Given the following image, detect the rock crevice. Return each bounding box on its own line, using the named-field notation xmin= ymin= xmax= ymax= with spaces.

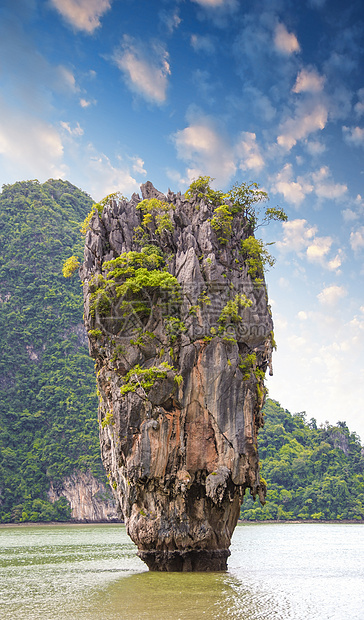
xmin=81 ymin=182 xmax=274 ymax=570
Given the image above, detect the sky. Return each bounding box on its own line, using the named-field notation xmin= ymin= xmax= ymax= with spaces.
xmin=1 ymin=0 xmax=364 ymax=441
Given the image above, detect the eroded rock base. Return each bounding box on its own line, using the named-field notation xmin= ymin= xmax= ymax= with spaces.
xmin=138 ymin=549 xmax=231 ymax=572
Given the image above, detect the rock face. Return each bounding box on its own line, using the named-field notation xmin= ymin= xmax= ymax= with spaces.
xmin=81 ymin=182 xmax=274 ymax=570
xmin=48 ymin=471 xmax=118 ymax=521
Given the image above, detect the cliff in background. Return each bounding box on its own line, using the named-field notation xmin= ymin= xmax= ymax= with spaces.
xmin=82 ymin=180 xmax=274 ymax=570
xmin=48 ymin=471 xmax=117 ymax=521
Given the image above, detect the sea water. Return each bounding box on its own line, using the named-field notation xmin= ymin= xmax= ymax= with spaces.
xmin=0 ymin=522 xmax=363 ymax=619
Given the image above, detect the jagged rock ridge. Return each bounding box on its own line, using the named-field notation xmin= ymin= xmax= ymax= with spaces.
xmin=81 ymin=181 xmax=274 ymax=570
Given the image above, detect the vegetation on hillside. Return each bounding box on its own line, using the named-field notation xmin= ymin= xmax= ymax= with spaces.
xmin=0 ymin=179 xmax=362 ymax=524
xmin=241 ymin=399 xmax=364 ymax=521
xmin=0 ymin=179 xmax=103 ymax=523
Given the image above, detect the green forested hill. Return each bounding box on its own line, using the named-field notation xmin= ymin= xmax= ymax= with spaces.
xmin=241 ymin=399 xmax=364 ymax=521
xmin=0 ymin=180 xmax=363 ymax=524
xmin=0 ymin=179 xmax=103 ymax=523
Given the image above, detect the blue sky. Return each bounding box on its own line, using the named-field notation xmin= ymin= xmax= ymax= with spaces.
xmin=1 ymin=0 xmax=364 ymax=440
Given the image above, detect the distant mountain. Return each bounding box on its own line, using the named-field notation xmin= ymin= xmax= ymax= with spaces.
xmin=0 ymin=179 xmax=116 ymax=523
xmin=241 ymin=399 xmax=364 ymax=521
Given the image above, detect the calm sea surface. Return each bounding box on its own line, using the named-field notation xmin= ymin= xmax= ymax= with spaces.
xmin=0 ymin=522 xmax=363 ymax=620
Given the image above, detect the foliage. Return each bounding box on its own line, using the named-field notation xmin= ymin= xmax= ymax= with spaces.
xmin=62 ymin=255 xmax=80 ymax=278
xmin=89 ymin=247 xmax=180 ymax=328
xmin=120 ymin=362 xmax=175 ymax=396
xmin=238 ymin=352 xmax=257 ymax=380
xmin=185 ymin=176 xmax=226 ymax=205
xmin=136 ymin=198 xmax=174 ymax=237
xmin=240 ymin=236 xmax=276 ymax=282
xmin=210 ymin=204 xmax=234 ymax=244
xmin=80 ymin=192 xmax=126 ymax=236
xmin=218 ymin=294 xmax=252 ymax=325
xmin=226 ymin=182 xmax=287 ymax=230
xmin=0 ymin=179 xmax=105 ymax=523
xmin=240 ymin=399 xmax=364 ymax=521
xmin=185 ymin=177 xmax=287 ymax=272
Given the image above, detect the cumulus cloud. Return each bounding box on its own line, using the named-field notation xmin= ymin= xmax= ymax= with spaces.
xmin=274 ymin=23 xmax=300 ymax=55
xmin=113 ymin=36 xmax=171 ymax=104
xmin=79 ymin=98 xmax=94 ymax=108
xmin=292 ymin=67 xmax=325 ymax=93
xmin=130 ymin=156 xmax=147 ymax=176
xmin=272 ymin=164 xmax=347 ymax=206
xmin=306 ymin=236 xmax=333 ymax=262
xmin=172 ymin=119 xmax=236 ymax=186
xmin=277 ymin=102 xmax=328 ymax=150
xmin=343 ymin=125 xmax=364 ymax=148
xmin=317 ymin=285 xmax=347 ymax=306
xmin=277 ymin=218 xmax=343 ymax=271
xmin=49 ymin=0 xmax=112 ymax=33
xmin=277 ymin=219 xmax=317 ymax=252
xmin=311 ymin=166 xmax=347 ymax=200
xmin=304 ymin=139 xmax=326 ymax=155
xmin=236 ymin=132 xmax=265 ymax=171
xmin=350 ymin=226 xmax=364 ymax=252
xmin=171 ymin=115 xmax=267 ymax=187
xmin=271 ymin=164 xmax=313 ymax=206
xmin=343 ymin=195 xmax=364 ymax=222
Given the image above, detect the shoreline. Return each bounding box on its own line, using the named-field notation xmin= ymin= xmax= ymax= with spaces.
xmin=1 ymin=518 xmax=362 ymax=528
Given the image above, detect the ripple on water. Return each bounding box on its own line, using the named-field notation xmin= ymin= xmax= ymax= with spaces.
xmin=0 ymin=522 xmax=363 ymax=620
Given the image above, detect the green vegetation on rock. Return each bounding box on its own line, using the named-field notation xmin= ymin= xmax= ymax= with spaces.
xmin=241 ymin=399 xmax=364 ymax=521
xmin=0 ymin=179 xmax=105 ymax=523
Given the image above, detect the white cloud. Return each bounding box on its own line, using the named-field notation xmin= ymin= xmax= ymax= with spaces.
xmin=49 ymin=0 xmax=112 ymax=33
xmin=342 ymin=208 xmax=358 ymax=222
xmin=159 ymin=8 xmax=181 ymax=34
xmin=190 ymin=34 xmax=216 ymax=54
xmin=0 ymin=101 xmax=66 ymax=183
xmin=236 ymin=132 xmax=264 ymax=171
xmin=343 ymin=125 xmax=364 ymax=148
xmin=113 ymin=36 xmax=170 ymax=104
xmin=130 ymin=156 xmax=147 ymax=176
xmin=305 ymin=139 xmax=326 ymax=155
xmin=317 ymin=285 xmax=347 ymax=306
xmin=277 ymin=102 xmax=328 ymax=150
xmin=292 ymin=68 xmax=325 ymax=93
xmin=56 ymin=66 xmax=79 ymax=93
xmin=271 ymin=164 xmax=313 ymax=206
xmin=277 ymin=218 xmax=343 ymax=272
xmin=350 ymin=226 xmax=364 ymax=253
xmin=60 ymin=121 xmax=84 ymax=136
xmin=172 ymin=119 xmax=236 ymax=186
xmin=272 ymin=163 xmax=347 ymax=205
xmin=306 ymin=236 xmax=333 ymax=262
xmin=277 ymin=219 xmax=317 ymax=252
xmin=327 ymin=251 xmax=344 ymax=271
xmin=274 ymin=23 xmax=300 ymax=55
xmin=311 ymin=166 xmax=347 ymax=200
xmin=85 ymin=152 xmax=140 ymax=201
